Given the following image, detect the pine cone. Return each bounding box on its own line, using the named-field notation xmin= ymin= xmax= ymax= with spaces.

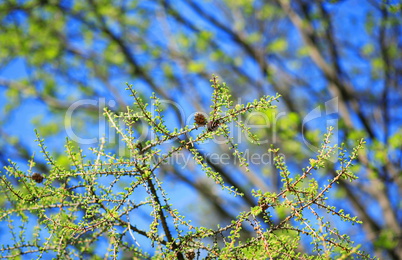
xmin=31 ymin=173 xmax=44 ymax=183
xmin=194 ymin=112 xmax=207 ymax=126
xmin=207 ymin=119 xmax=221 ymax=132
xmin=185 ymin=250 xmax=195 ymax=260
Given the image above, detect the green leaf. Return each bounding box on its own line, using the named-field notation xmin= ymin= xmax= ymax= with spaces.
xmin=188 ymin=61 xmax=205 ymax=73
xmin=267 ymin=38 xmax=288 ymax=52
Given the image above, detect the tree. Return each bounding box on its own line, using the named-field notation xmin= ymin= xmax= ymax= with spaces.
xmin=0 ymin=0 xmax=401 ymax=259
xmin=1 ymin=77 xmax=369 ymax=259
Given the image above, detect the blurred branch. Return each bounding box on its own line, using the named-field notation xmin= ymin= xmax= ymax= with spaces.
xmin=278 ymin=0 xmax=375 ymax=138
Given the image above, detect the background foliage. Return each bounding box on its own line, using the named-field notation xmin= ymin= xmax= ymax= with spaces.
xmin=0 ymin=0 xmax=401 ymax=259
